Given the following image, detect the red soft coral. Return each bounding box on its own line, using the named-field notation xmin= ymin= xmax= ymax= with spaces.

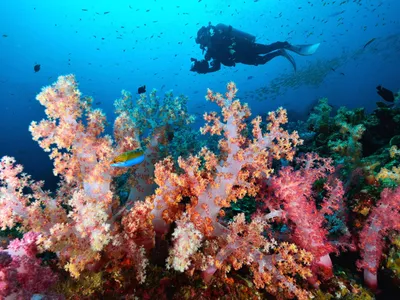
xmin=357 ymin=186 xmax=400 ymax=290
xmin=267 ymin=153 xmax=341 ymax=283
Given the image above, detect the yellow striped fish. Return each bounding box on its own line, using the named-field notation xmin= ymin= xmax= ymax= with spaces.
xmin=111 ymin=149 xmax=145 ymax=167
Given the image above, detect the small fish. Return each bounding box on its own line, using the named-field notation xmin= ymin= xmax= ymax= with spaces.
xmin=81 ymin=8 xmax=88 ymax=11
xmin=34 ymin=64 xmax=41 ymax=72
xmin=376 ymin=85 xmax=395 ymax=102
xmin=329 ymin=10 xmax=345 ymax=17
xmin=330 ymin=67 xmax=336 ymax=72
xmin=247 ymin=76 xmax=254 ymax=80
xmin=111 ymin=149 xmax=145 ymax=167
xmin=104 ymin=11 xmax=110 ymax=14
xmin=138 ymin=85 xmax=146 ymax=94
xmin=2 ymin=34 xmax=7 ymax=38
xmin=363 ymin=37 xmax=376 ymax=49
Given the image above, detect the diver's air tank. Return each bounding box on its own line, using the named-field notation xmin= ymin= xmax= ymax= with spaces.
xmin=215 ymin=23 xmax=256 ymax=44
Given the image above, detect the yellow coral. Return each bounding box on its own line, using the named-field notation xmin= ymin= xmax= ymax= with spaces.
xmin=64 ymin=262 xmax=82 ymax=279
xmin=376 ymin=166 xmax=400 ymax=184
xmin=389 ymin=145 xmax=400 ymax=158
xmin=54 ymin=272 xmax=103 ymax=297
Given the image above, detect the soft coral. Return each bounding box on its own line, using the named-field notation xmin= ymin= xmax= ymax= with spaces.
xmin=357 ymin=186 xmax=400 ymax=290
xmin=267 ymin=153 xmax=344 ymax=283
xmin=0 ymin=231 xmax=59 ymax=298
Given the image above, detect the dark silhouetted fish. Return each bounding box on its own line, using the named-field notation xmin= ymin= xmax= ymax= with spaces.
xmin=363 ymin=38 xmax=376 ymax=49
xmin=329 ymin=10 xmax=345 ymax=17
xmin=34 ymin=64 xmax=41 ymax=72
xmin=376 ymin=85 xmax=395 ymax=102
xmin=138 ymin=85 xmax=146 ymax=94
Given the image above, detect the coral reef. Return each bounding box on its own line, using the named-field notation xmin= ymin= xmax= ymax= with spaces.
xmin=1 ymin=75 xmax=400 ymax=299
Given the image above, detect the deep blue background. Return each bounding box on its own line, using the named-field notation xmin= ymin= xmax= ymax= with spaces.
xmin=1 ymin=0 xmax=399 ymax=189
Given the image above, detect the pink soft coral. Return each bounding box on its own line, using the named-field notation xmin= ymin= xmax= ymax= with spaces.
xmin=0 ymin=75 xmax=151 ymax=279
xmin=267 ymin=153 xmax=345 ymax=283
xmin=357 ymin=186 xmax=400 ymax=290
xmin=0 ymin=232 xmax=59 ymax=298
xmin=0 ymin=156 xmax=66 ymax=233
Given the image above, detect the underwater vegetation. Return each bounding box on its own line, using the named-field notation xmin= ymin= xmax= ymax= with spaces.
xmin=0 ymin=75 xmax=399 ymax=299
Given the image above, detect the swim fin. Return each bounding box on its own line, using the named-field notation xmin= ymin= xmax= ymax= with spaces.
xmin=280 ymin=49 xmax=297 ymax=72
xmin=285 ymin=43 xmax=321 ymax=56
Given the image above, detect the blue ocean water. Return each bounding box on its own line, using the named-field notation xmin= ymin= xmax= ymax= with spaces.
xmin=0 ymin=0 xmax=399 ymax=188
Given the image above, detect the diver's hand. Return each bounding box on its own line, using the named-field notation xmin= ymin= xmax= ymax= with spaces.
xmin=190 ymin=58 xmax=199 ymax=71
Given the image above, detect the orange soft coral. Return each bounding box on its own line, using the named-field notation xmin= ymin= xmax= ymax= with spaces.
xmin=151 ymin=82 xmax=302 ymax=238
xmin=148 ymin=82 xmax=308 ymax=298
xmin=0 ymin=75 xmax=132 ymax=278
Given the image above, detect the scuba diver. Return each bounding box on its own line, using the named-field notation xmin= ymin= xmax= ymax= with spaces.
xmin=190 ymin=23 xmax=321 ymax=74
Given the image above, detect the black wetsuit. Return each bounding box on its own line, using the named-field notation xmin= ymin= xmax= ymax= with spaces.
xmin=191 ymin=24 xmax=290 ymax=74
